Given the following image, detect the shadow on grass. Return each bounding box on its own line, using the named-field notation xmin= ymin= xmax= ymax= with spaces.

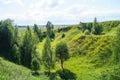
xmin=45 ymin=69 xmax=77 ymax=80
xmin=32 ymin=69 xmax=76 ymax=80
xmin=31 ymin=71 xmax=43 ymax=76
xmin=56 ymin=69 xmax=77 ymax=80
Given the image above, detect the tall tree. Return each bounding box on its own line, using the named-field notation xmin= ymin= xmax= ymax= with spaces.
xmin=46 ymin=21 xmax=55 ymax=38
xmin=0 ymin=19 xmax=21 ymax=63
xmin=80 ymin=22 xmax=86 ymax=32
xmin=31 ymin=46 xmax=41 ymax=72
xmin=86 ymin=23 xmax=92 ymax=32
xmin=0 ymin=19 xmax=14 ymax=53
xmin=55 ymin=42 xmax=69 ymax=72
xmin=33 ymin=24 xmax=42 ymax=41
xmin=21 ymin=26 xmax=39 ymax=68
xmin=92 ymin=17 xmax=103 ymax=35
xmin=42 ymin=36 xmax=53 ymax=75
xmin=14 ymin=26 xmax=20 ymax=46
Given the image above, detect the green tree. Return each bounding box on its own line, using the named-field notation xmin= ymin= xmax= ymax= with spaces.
xmin=46 ymin=21 xmax=55 ymax=38
xmin=11 ymin=44 xmax=20 ymax=64
xmin=0 ymin=19 xmax=14 ymax=53
xmin=33 ymin=24 xmax=42 ymax=41
xmin=21 ymin=26 xmax=39 ymax=68
xmin=86 ymin=23 xmax=92 ymax=32
xmin=14 ymin=26 xmax=20 ymax=46
xmin=31 ymin=58 xmax=40 ymax=72
xmin=92 ymin=17 xmax=103 ymax=35
xmin=55 ymin=42 xmax=69 ymax=72
xmin=112 ymin=26 xmax=120 ymax=65
xmin=0 ymin=19 xmax=21 ymax=63
xmin=42 ymin=36 xmax=53 ymax=75
xmin=80 ymin=22 xmax=86 ymax=32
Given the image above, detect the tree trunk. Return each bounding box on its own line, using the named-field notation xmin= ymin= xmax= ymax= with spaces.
xmin=48 ymin=65 xmax=50 ymax=76
xmin=61 ymin=60 xmax=64 ymax=73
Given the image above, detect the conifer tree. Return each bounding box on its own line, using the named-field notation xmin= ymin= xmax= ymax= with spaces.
xmin=46 ymin=21 xmax=55 ymax=38
xmin=33 ymin=24 xmax=42 ymax=41
xmin=42 ymin=36 xmax=53 ymax=75
xmin=92 ymin=17 xmax=103 ymax=35
xmin=21 ymin=26 xmax=39 ymax=68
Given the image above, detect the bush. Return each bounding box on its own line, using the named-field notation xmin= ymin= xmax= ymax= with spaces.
xmin=11 ymin=44 xmax=20 ymax=64
xmin=61 ymin=33 xmax=65 ymax=38
xmin=31 ymin=58 xmax=40 ymax=72
xmin=84 ymin=29 xmax=90 ymax=35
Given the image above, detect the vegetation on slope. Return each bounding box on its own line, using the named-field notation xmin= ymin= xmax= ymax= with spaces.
xmin=0 ymin=18 xmax=120 ymax=80
xmin=0 ymin=57 xmax=48 ymax=80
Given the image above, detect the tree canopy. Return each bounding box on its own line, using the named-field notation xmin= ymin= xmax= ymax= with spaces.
xmin=55 ymin=42 xmax=69 ymax=72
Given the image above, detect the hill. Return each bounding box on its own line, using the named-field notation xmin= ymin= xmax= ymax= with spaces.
xmin=0 ymin=20 xmax=120 ymax=80
xmin=0 ymin=57 xmax=48 ymax=80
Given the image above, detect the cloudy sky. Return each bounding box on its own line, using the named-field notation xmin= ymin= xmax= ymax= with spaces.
xmin=0 ymin=0 xmax=120 ymax=25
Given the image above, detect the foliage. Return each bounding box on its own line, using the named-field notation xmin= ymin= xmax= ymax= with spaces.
xmin=55 ymin=42 xmax=69 ymax=71
xmin=80 ymin=22 xmax=92 ymax=33
xmin=33 ymin=24 xmax=43 ymax=41
xmin=92 ymin=18 xmax=103 ymax=35
xmin=58 ymin=26 xmax=72 ymax=33
xmin=84 ymin=29 xmax=90 ymax=35
xmin=42 ymin=36 xmax=53 ymax=74
xmin=0 ymin=19 xmax=14 ymax=53
xmin=61 ymin=33 xmax=65 ymax=38
xmin=0 ymin=19 xmax=20 ymax=63
xmin=1 ymin=19 xmax=120 ymax=80
xmin=11 ymin=44 xmax=21 ymax=64
xmin=21 ymin=26 xmax=39 ymax=68
xmin=46 ymin=21 xmax=55 ymax=39
xmin=31 ymin=58 xmax=40 ymax=72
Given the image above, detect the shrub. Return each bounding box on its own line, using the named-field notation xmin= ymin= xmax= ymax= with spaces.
xmin=84 ymin=29 xmax=90 ymax=35
xmin=61 ymin=33 xmax=65 ymax=38
xmin=31 ymin=58 xmax=40 ymax=72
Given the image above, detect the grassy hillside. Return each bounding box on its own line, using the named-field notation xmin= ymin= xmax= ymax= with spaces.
xmin=0 ymin=57 xmax=48 ymax=80
xmin=0 ymin=20 xmax=120 ymax=80
xmin=51 ymin=20 xmax=120 ymax=80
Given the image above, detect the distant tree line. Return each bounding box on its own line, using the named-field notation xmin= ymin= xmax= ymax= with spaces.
xmin=80 ymin=18 xmax=103 ymax=35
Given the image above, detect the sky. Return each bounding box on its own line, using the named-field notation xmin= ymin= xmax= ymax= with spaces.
xmin=0 ymin=0 xmax=120 ymax=25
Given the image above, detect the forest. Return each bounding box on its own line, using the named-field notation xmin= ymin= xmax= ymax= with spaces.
xmin=0 ymin=18 xmax=120 ymax=80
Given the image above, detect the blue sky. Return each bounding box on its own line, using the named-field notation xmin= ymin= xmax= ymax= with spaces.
xmin=0 ymin=0 xmax=120 ymax=25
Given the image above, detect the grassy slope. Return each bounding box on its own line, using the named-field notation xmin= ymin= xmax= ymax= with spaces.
xmin=0 ymin=57 xmax=48 ymax=80
xmin=51 ymin=22 xmax=119 ymax=80
xmin=0 ymin=20 xmax=120 ymax=80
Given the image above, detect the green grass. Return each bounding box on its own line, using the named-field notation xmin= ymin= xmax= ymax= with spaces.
xmin=1 ymin=21 xmax=120 ymax=80
xmin=51 ymin=24 xmax=117 ymax=80
xmin=0 ymin=57 xmax=49 ymax=80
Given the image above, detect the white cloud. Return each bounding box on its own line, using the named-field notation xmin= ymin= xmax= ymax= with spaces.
xmin=0 ymin=0 xmax=23 ymax=5
xmin=0 ymin=0 xmax=120 ymax=24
